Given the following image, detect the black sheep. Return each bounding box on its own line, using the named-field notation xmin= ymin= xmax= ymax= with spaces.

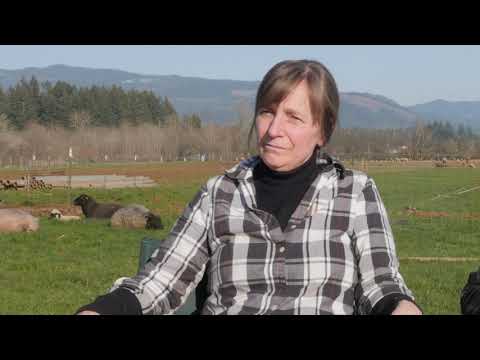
xmin=145 ymin=213 xmax=164 ymax=229
xmin=73 ymin=194 xmax=122 ymax=219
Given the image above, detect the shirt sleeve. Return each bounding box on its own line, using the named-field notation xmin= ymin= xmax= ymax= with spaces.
xmin=351 ymin=177 xmax=414 ymax=315
xmin=75 ymin=288 xmax=142 ymax=315
xmin=370 ymin=293 xmax=416 ymax=315
xmin=108 ymin=182 xmax=214 ymax=315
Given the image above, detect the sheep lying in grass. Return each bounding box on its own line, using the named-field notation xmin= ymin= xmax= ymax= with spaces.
xmin=111 ymin=204 xmax=164 ymax=230
xmin=73 ymin=194 xmax=122 ymax=219
xmin=145 ymin=212 xmax=164 ymax=229
xmin=49 ymin=209 xmax=82 ymax=221
xmin=0 ymin=208 xmax=39 ymax=233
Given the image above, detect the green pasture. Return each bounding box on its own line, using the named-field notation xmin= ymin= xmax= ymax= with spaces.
xmin=0 ymin=165 xmax=479 ymax=314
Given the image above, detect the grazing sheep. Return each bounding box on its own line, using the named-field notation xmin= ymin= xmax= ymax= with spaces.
xmin=110 ymin=204 xmax=164 ymax=229
xmin=49 ymin=208 xmax=81 ymax=221
xmin=73 ymin=194 xmax=122 ymax=219
xmin=145 ymin=213 xmax=164 ymax=230
xmin=0 ymin=208 xmax=39 ymax=233
xmin=434 ymin=161 xmax=447 ymax=168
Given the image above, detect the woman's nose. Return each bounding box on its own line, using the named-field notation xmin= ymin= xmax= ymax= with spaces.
xmin=267 ymin=114 xmax=284 ymax=137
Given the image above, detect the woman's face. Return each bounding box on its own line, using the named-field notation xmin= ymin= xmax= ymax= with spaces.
xmin=256 ymin=80 xmax=324 ymax=172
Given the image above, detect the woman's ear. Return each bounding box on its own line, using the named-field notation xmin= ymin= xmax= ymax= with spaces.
xmin=317 ymin=131 xmax=326 ymax=147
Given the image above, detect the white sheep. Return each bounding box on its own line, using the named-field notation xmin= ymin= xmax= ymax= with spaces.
xmin=111 ymin=204 xmax=163 ymax=230
xmin=110 ymin=204 xmax=150 ymax=229
xmin=49 ymin=208 xmax=82 ymax=221
xmin=0 ymin=208 xmax=39 ymax=233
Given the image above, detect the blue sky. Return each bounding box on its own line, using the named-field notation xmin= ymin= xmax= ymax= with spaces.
xmin=0 ymin=45 xmax=479 ymax=106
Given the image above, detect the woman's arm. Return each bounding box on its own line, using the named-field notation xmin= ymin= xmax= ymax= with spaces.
xmin=351 ymin=177 xmax=421 ymax=315
xmin=77 ymin=180 xmax=216 ymax=315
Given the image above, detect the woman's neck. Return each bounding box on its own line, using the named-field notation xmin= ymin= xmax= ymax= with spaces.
xmin=260 ymin=148 xmax=318 ymax=179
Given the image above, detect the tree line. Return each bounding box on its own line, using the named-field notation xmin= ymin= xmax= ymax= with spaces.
xmin=0 ymin=77 xmax=479 ymax=165
xmin=0 ymin=76 xmax=201 ymax=130
xmin=328 ymin=121 xmax=480 ymax=161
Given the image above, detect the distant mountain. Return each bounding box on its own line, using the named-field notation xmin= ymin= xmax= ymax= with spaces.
xmin=0 ymin=64 xmax=469 ymax=129
xmin=0 ymin=65 xmax=259 ymax=124
xmin=0 ymin=64 xmax=140 ymax=87
xmin=408 ymin=100 xmax=480 ymax=130
xmin=339 ymin=92 xmax=419 ymax=129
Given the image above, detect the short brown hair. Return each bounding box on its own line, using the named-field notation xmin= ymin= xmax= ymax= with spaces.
xmin=248 ymin=59 xmax=339 ymax=146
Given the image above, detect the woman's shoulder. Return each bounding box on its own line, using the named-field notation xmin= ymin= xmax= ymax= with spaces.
xmin=341 ymin=167 xmax=370 ymax=182
xmin=201 ymin=156 xmax=260 ymax=191
xmin=333 ymin=166 xmax=376 ymax=196
xmin=223 ymin=156 xmax=261 ymax=180
xmin=318 ymin=152 xmax=370 ymax=185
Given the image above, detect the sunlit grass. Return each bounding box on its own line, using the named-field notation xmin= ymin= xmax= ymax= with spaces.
xmin=1 ymin=164 xmax=479 ymax=314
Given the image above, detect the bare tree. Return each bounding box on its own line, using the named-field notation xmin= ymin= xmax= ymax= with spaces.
xmin=69 ymin=111 xmax=92 ymax=130
xmin=0 ymin=113 xmax=10 ymax=132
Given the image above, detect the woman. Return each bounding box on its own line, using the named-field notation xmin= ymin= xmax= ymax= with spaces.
xmin=77 ymin=59 xmax=421 ymax=315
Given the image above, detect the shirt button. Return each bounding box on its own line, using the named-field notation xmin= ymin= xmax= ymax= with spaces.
xmin=279 ymin=246 xmax=285 ymax=253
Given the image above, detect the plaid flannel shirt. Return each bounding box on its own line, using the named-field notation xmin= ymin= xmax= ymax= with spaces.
xmin=111 ymin=151 xmax=413 ymax=315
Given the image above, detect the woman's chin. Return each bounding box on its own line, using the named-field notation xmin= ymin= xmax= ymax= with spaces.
xmin=261 ymin=155 xmax=286 ymax=171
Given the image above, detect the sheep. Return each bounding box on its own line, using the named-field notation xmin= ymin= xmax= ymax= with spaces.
xmin=145 ymin=213 xmax=164 ymax=230
xmin=110 ymin=204 xmax=164 ymax=230
xmin=0 ymin=179 xmax=18 ymax=190
xmin=49 ymin=208 xmax=82 ymax=221
xmin=73 ymin=194 xmax=122 ymax=219
xmin=0 ymin=208 xmax=39 ymax=233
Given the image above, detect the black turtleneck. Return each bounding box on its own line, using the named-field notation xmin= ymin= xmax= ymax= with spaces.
xmin=253 ymin=149 xmax=320 ymax=231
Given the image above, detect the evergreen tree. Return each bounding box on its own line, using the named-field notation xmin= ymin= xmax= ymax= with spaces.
xmin=0 ymin=79 xmax=181 ymax=130
xmin=37 ymin=82 xmax=55 ymax=127
xmin=144 ymin=91 xmax=163 ymax=125
xmin=6 ymin=82 xmax=29 ymax=129
xmin=107 ymin=86 xmax=121 ymax=127
xmin=184 ymin=113 xmax=202 ymax=128
xmin=164 ymin=96 xmax=177 ymax=117
xmin=49 ymin=81 xmax=76 ymax=127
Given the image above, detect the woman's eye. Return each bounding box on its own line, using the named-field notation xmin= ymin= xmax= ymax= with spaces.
xmin=259 ymin=110 xmax=274 ymax=116
xmin=290 ymin=115 xmax=303 ymax=123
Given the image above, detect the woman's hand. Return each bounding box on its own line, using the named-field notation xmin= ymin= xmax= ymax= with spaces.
xmin=391 ymin=300 xmax=423 ymax=315
xmin=76 ymin=311 xmax=100 ymax=315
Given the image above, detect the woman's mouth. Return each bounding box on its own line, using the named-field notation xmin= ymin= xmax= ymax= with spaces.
xmin=264 ymin=143 xmax=285 ymax=151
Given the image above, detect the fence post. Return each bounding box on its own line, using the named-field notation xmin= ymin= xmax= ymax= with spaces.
xmin=67 ymin=147 xmax=73 ymax=205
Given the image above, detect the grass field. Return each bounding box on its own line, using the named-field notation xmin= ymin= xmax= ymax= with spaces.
xmin=1 ymin=161 xmax=479 ymax=314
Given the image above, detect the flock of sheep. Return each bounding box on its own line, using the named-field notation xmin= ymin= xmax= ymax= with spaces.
xmin=0 ymin=194 xmax=164 ymax=233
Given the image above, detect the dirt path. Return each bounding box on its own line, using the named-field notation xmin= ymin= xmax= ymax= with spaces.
xmin=404 ymin=209 xmax=480 ymax=220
